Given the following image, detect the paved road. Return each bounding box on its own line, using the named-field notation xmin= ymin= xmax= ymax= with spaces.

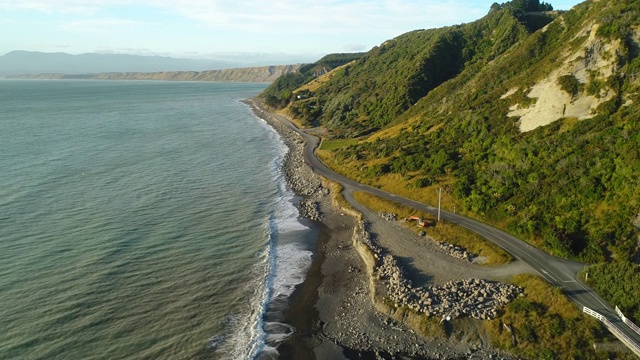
xmin=258 ymin=99 xmax=640 ymax=354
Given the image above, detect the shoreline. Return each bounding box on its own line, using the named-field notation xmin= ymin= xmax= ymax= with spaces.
xmin=244 ymin=97 xmax=520 ymax=359
xmin=244 ymin=97 xmax=331 ymax=359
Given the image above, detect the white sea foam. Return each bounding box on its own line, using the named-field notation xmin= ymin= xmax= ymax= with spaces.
xmin=232 ymin=110 xmax=316 ymax=359
xmin=260 ymin=111 xmax=313 ymax=300
xmin=220 ymin=232 xmax=271 ymax=360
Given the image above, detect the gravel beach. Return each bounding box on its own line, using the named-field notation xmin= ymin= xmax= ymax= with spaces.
xmin=244 ymin=97 xmax=531 ymax=360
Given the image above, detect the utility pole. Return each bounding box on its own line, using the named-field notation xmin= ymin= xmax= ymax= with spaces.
xmin=438 ymin=187 xmax=442 ymax=222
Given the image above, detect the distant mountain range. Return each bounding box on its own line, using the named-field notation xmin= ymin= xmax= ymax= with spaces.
xmin=8 ymin=65 xmax=302 ymax=83
xmin=0 ymin=50 xmax=314 ymax=77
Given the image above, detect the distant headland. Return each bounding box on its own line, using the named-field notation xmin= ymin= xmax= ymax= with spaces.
xmin=6 ymin=65 xmax=302 ymax=83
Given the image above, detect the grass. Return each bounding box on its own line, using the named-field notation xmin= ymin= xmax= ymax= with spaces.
xmin=315 ymin=146 xmax=556 ymax=247
xmin=558 ymin=116 xmax=580 ymax=133
xmin=321 ymin=177 xmax=359 ymax=217
xmin=428 ymin=220 xmax=513 ymax=265
xmin=316 ymin=148 xmax=365 ymax=183
xmin=352 ymin=191 xmax=512 ymax=265
xmin=276 ymin=108 xmax=307 ymax=129
xmin=296 ymin=61 xmax=354 ymax=93
xmin=485 ymin=274 xmax=616 ymax=360
xmin=365 ymin=123 xmax=408 ymax=142
xmin=319 ymin=138 xmax=361 ymax=151
xmin=317 ymin=148 xmax=467 ymax=216
xmin=424 ymin=122 xmax=444 ymax=135
xmin=392 ymin=306 xmax=447 ymax=337
xmin=374 ymin=173 xmax=460 ymax=210
xmin=510 ymin=274 xmax=580 ymax=318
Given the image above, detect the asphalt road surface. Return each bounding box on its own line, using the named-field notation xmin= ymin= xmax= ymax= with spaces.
xmin=260 ymin=99 xmax=640 ymax=354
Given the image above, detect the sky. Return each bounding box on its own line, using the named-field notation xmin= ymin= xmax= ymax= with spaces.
xmin=0 ymin=0 xmax=584 ymax=62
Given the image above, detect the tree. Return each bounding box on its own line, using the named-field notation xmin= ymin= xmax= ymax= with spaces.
xmin=509 ymin=0 xmax=550 ymax=12
xmin=525 ymin=0 xmax=541 ymax=12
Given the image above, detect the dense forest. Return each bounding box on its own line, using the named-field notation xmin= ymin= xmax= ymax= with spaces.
xmin=261 ymin=0 xmax=640 ymax=322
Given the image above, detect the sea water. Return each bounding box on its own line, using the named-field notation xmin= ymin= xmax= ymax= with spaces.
xmin=0 ymin=80 xmax=315 ymax=359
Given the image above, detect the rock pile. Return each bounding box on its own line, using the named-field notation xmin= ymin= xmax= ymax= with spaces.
xmin=357 ymin=221 xmax=522 ymax=321
xmin=299 ymin=198 xmax=322 ymax=221
xmin=357 ymin=221 xmax=383 ymax=261
xmin=254 ymin=105 xmax=328 ymax=221
xmin=281 ymin=137 xmax=326 ymax=199
xmin=378 ymin=212 xmax=398 ymax=221
xmin=436 ymin=241 xmax=476 ymax=262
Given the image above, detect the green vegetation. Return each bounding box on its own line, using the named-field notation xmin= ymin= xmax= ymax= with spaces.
xmin=584 ymin=262 xmax=640 ymax=323
xmin=487 ymin=275 xmax=613 ymax=359
xmin=260 ymin=1 xmax=640 ymax=353
xmin=390 ymin=305 xmax=447 ymax=338
xmin=260 ymin=52 xmax=364 ymax=110
xmin=260 ymin=72 xmax=306 ymax=108
xmin=557 ymin=74 xmax=581 ymax=96
xmin=262 ymin=3 xmax=554 ymax=136
xmin=268 ymin=0 xmax=640 ymax=263
xmin=491 ymin=0 xmax=554 ymax=13
xmin=319 ymin=138 xmax=360 ymax=151
xmin=321 ymin=178 xmax=358 ymax=215
xmin=352 ymin=191 xmax=512 ymax=264
xmin=596 ymin=0 xmax=640 ymax=40
xmin=329 ymin=108 xmax=640 ymax=262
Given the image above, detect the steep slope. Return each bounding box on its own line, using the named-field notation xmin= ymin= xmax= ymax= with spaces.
xmin=377 ymin=0 xmax=639 ymax=262
xmin=261 ymin=53 xmax=365 ymax=108
xmin=507 ymin=22 xmax=629 ymax=131
xmin=262 ymin=0 xmax=640 ymax=323
xmin=283 ymin=6 xmax=550 ymax=137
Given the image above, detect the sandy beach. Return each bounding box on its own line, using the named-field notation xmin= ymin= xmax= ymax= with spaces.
xmin=245 ymin=97 xmax=532 ymax=359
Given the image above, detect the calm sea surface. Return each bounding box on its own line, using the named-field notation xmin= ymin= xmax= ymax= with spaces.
xmin=0 ymin=80 xmax=314 ymax=359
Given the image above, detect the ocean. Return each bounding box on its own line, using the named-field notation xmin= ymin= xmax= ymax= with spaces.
xmin=0 ymin=80 xmax=316 ymax=359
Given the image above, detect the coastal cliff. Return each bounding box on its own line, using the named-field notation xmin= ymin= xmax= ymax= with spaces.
xmin=7 ymin=64 xmax=301 ymax=83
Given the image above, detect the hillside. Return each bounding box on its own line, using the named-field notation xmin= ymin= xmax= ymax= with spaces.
xmin=8 ymin=65 xmax=302 ymax=83
xmin=262 ymin=0 xmax=640 ymax=323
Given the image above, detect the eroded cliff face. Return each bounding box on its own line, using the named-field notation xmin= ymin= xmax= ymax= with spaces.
xmin=506 ymin=23 xmax=639 ymax=132
xmin=8 ymin=64 xmax=302 ymax=83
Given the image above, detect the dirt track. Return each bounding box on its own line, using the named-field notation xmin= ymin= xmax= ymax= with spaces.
xmin=342 ymin=190 xmax=536 ymax=287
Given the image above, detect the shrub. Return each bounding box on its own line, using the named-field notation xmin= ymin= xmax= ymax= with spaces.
xmin=413 ymin=177 xmax=432 ymax=188
xmin=557 ymin=74 xmax=580 ymax=97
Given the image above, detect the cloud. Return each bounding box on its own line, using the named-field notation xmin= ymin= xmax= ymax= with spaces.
xmin=343 ymin=43 xmax=366 ymax=52
xmin=151 ymin=0 xmax=487 ymax=35
xmin=1 ymin=0 xmax=489 ymax=36
xmin=0 ymin=0 xmax=126 ymax=15
xmin=33 ymin=43 xmax=71 ymax=49
xmin=60 ymin=18 xmax=149 ymax=33
xmin=0 ymin=0 xmax=505 ymax=56
xmin=95 ymin=46 xmax=156 ymax=55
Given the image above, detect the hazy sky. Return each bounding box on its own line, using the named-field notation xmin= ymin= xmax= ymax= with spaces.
xmin=1 ymin=0 xmax=583 ymax=60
